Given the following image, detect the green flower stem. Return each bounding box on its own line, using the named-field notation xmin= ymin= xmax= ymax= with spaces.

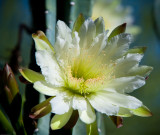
xmin=86 ymin=120 xmax=99 ymax=135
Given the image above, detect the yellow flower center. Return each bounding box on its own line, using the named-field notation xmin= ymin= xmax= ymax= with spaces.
xmin=64 ymin=49 xmax=116 ymax=96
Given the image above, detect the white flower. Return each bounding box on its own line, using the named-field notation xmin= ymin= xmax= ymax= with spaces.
xmin=20 ymin=16 xmax=152 ymax=130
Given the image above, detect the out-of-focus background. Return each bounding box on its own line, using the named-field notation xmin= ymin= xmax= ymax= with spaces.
xmin=0 ymin=0 xmax=159 ymax=134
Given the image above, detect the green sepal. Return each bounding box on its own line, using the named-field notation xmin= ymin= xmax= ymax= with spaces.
xmin=128 ymin=66 xmax=153 ymax=78
xmin=29 ymin=97 xmax=53 ymax=119
xmin=3 ymin=64 xmax=14 ymax=82
xmin=126 ymin=47 xmax=147 ymax=54
xmin=72 ymin=13 xmax=85 ymax=37
xmin=94 ymin=17 xmax=105 ymax=35
xmin=51 ymin=108 xmax=73 ymax=130
xmin=32 ymin=30 xmax=55 ymax=52
xmin=130 ymin=105 xmax=152 ymax=117
xmin=117 ymin=113 xmax=133 ymax=117
xmin=109 ymin=116 xmax=123 ymax=128
xmin=86 ymin=120 xmax=98 ymax=135
xmin=108 ymin=23 xmax=126 ymax=41
xmin=1 ymin=64 xmax=19 ymax=97
xmin=64 ymin=110 xmax=79 ymax=129
xmin=117 ymin=107 xmax=133 ymax=117
xmin=7 ymin=73 xmax=19 ymax=97
xmin=3 ymin=86 xmax=13 ymax=105
xmin=19 ymin=68 xmax=45 ymax=83
xmin=2 ymin=64 xmax=18 ymax=94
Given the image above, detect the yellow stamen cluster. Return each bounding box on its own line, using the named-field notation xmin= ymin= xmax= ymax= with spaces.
xmin=64 ymin=48 xmax=116 ymax=96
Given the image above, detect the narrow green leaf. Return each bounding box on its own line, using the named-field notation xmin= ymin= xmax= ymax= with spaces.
xmin=30 ymin=97 xmax=53 ymax=119
xmin=130 ymin=105 xmax=152 ymax=117
xmin=126 ymin=47 xmax=147 ymax=54
xmin=0 ymin=110 xmax=16 ymax=134
xmin=108 ymin=23 xmax=126 ymax=41
xmin=86 ymin=120 xmax=98 ymax=135
xmin=19 ymin=68 xmax=45 ymax=83
xmin=72 ymin=13 xmax=85 ymax=36
xmin=109 ymin=116 xmax=123 ymax=128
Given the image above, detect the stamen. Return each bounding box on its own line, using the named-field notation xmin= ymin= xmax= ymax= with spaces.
xmin=64 ymin=48 xmax=116 ymax=95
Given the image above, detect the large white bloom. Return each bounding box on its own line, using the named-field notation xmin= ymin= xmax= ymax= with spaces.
xmin=20 ymin=16 xmax=152 ymax=130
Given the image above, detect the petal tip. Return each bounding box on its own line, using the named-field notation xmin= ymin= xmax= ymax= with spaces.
xmin=32 ymin=31 xmax=45 ymax=39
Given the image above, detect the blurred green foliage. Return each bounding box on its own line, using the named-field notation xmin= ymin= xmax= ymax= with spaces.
xmin=0 ymin=64 xmax=26 ymax=134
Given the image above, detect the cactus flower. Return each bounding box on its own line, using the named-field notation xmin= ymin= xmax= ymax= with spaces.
xmin=20 ymin=15 xmax=152 ymax=130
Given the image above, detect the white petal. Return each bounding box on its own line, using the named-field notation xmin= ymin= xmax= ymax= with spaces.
xmin=89 ymin=31 xmax=108 ymax=55
xmin=54 ymin=21 xmax=73 ymax=60
xmin=56 ymin=20 xmax=72 ymax=43
xmin=50 ymin=92 xmax=73 ymax=115
xmin=51 ymin=108 xmax=73 ymax=130
xmin=88 ymin=93 xmax=119 ymax=115
xmin=72 ymin=95 xmax=87 ymax=111
xmin=104 ymin=33 xmax=132 ymax=60
xmin=128 ymin=65 xmax=153 ymax=77
xmin=79 ymin=19 xmax=96 ymax=49
xmin=96 ymin=91 xmax=142 ymax=109
xmin=78 ymin=101 xmax=96 ymax=124
xmin=72 ymin=31 xmax=80 ymax=56
xmin=33 ymin=81 xmax=61 ymax=96
xmin=115 ymin=53 xmax=143 ymax=77
xmin=54 ymin=37 xmax=65 ymax=53
xmin=35 ymin=50 xmax=64 ymax=86
xmin=105 ymin=76 xmax=145 ymax=93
